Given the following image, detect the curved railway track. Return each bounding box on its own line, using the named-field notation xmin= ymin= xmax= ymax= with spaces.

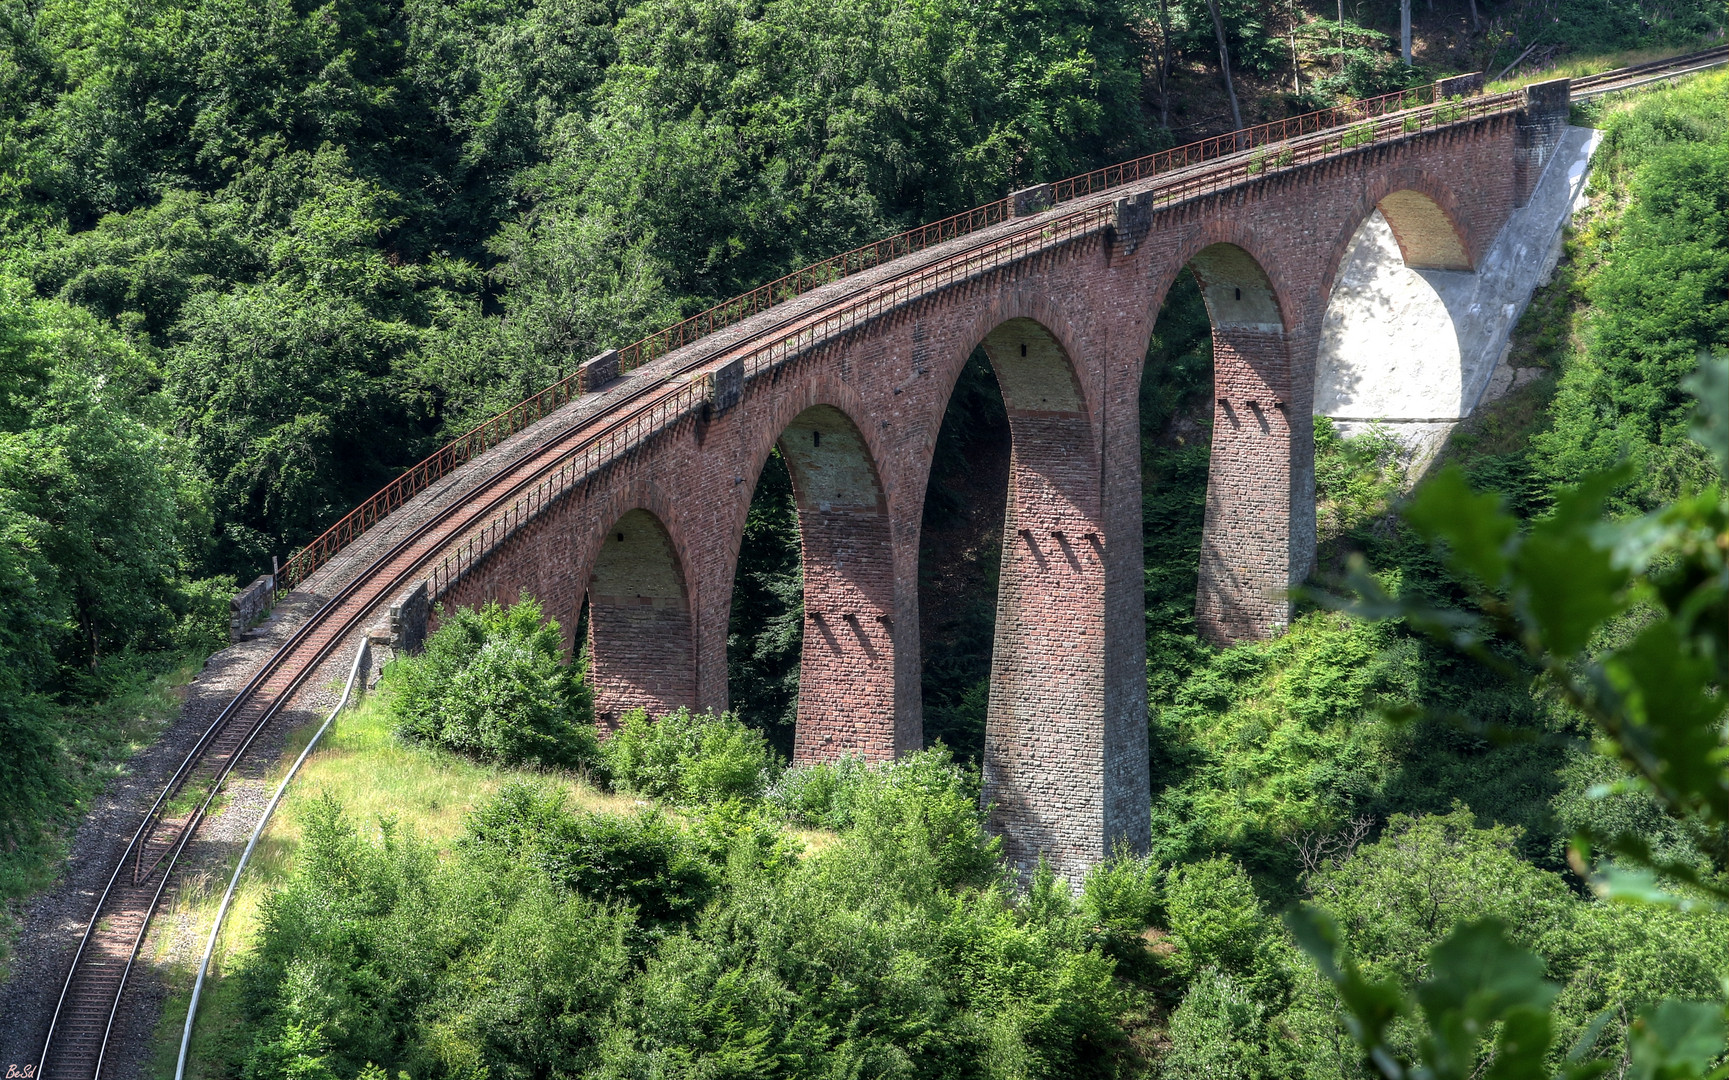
xmin=31 ymin=45 xmax=1725 ymax=1080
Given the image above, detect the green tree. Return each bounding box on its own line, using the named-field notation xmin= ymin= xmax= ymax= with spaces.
xmin=1292 ymin=352 xmax=1728 ymax=1078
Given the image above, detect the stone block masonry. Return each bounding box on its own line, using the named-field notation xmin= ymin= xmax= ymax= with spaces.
xmin=418 ymin=102 xmax=1540 ymax=880
xmin=228 ymin=574 xmax=274 ymax=643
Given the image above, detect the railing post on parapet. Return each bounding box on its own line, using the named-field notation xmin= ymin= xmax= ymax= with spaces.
xmin=1514 ymin=78 xmax=1571 ymax=207
xmin=229 ymin=574 xmax=275 ymax=642
xmin=1434 ymin=71 xmax=1484 ymax=99
xmin=1010 ymin=183 xmax=1054 ymax=217
xmin=580 ymin=349 xmax=620 ymax=393
xmin=1110 ymin=191 xmax=1154 ymax=258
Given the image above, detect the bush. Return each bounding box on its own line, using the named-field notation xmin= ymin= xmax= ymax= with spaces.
xmin=463 ymin=781 xmax=718 ymax=930
xmin=1160 ymin=967 xmax=1273 ymax=1080
xmin=1081 ymin=846 xmax=1161 ymax=938
xmin=384 ymin=595 xmax=595 ymax=767
xmin=763 ymin=753 xmax=871 ymax=827
xmin=1164 ymin=856 xmax=1273 ymax=980
xmin=599 ymin=707 xmax=779 ymax=804
xmin=822 ymin=745 xmax=1002 ymax=894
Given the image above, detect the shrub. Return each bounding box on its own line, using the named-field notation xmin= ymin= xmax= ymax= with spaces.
xmin=763 ymin=753 xmax=871 ymax=827
xmin=1305 ymin=807 xmax=1576 ymax=986
xmin=599 ymin=707 xmax=779 ymax=804
xmin=463 ymin=782 xmax=718 ymax=929
xmin=1159 ymin=967 xmax=1272 ymax=1080
xmin=383 ymin=595 xmax=595 ymax=767
xmin=1081 ymin=845 xmax=1161 ymax=938
xmin=824 ymin=745 xmax=1001 ymax=894
xmin=1164 ymin=856 xmax=1271 ymax=979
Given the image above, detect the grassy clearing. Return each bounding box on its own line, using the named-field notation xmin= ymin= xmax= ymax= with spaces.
xmin=146 ymin=693 xmax=633 ymax=1080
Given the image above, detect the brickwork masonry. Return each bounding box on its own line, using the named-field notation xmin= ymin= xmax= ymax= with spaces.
xmin=387 ymin=107 xmax=1540 ymax=879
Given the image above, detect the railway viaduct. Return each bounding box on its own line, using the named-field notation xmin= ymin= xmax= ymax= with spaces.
xmin=369 ymin=76 xmax=1575 ymax=876
xmin=27 ymin=52 xmax=1729 ymax=1080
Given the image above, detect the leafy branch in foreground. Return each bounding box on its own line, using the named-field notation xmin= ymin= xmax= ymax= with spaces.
xmin=1293 ymin=353 xmax=1728 ymax=1078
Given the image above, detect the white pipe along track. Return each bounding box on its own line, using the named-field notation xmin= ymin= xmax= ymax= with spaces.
xmin=174 ymin=639 xmax=373 ymax=1080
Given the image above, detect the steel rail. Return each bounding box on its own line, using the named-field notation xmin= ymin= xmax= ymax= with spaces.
xmin=36 ymin=45 xmax=1724 ymax=1080
xmin=174 ymin=639 xmax=372 ymax=1080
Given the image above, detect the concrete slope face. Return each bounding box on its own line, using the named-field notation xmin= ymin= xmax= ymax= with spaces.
xmin=1316 ymin=124 xmax=1602 ymax=466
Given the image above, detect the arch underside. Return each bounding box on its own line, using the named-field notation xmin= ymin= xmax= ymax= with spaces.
xmin=1378 ymin=189 xmax=1472 ymax=271
xmin=1175 ymin=244 xmax=1301 ymax=644
xmin=588 ymin=508 xmax=695 ymax=729
xmin=776 ymin=404 xmax=902 ymax=763
xmin=975 ymin=318 xmax=1113 ymax=873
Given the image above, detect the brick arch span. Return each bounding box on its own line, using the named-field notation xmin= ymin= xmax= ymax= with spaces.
xmin=723 ymin=368 xmax=919 ymax=762
xmin=1149 ymin=219 xmax=1302 ymax=338
xmin=942 ymin=287 xmax=1100 ymax=424
xmin=735 ymin=369 xmax=901 ymax=518
xmin=586 ymin=502 xmax=697 ymax=730
xmin=916 ymin=298 xmax=1123 ymax=874
xmin=1322 ymin=165 xmax=1478 ymax=301
xmin=1136 ymin=231 xmax=1307 ymax=644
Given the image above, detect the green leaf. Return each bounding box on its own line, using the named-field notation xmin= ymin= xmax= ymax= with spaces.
xmin=1400 ymin=467 xmax=1517 ymax=587
xmin=1603 ymin=619 xmax=1729 ymax=815
xmin=1286 ymin=907 xmax=1410 ymax=1077
xmin=1628 ymin=1000 xmax=1727 ymax=1080
xmin=1414 ymin=920 xmax=1558 ymax=1080
xmin=1514 ymin=470 xmax=1633 ymax=658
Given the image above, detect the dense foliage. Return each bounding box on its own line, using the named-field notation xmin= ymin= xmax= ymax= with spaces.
xmin=385 ymin=595 xmax=597 ymax=767
xmin=233 ymin=755 xmax=1144 ymax=1079
xmin=0 ymin=0 xmax=1723 ymax=1063
xmin=599 ymin=706 xmax=778 ymax=804
xmin=1534 ymin=75 xmax=1728 ymax=513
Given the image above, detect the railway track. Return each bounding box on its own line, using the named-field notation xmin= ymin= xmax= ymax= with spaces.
xmin=30 ymin=44 xmax=1724 ymax=1080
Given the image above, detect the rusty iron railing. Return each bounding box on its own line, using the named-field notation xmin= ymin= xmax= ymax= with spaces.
xmin=277 ymin=71 xmax=1526 ymax=598
xmin=420 ymin=80 xmax=1547 ymax=599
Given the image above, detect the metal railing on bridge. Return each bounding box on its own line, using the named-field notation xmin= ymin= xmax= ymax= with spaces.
xmin=274 ymin=47 xmax=1722 ymax=598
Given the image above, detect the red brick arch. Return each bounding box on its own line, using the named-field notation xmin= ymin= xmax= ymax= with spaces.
xmin=946 ymin=290 xmax=1096 ymax=418
xmin=735 ymin=370 xmax=899 ymax=519
xmin=911 ymin=294 xmax=1118 ymax=871
xmin=568 ymin=480 xmax=701 ymax=729
xmin=1321 ymin=165 xmax=1478 ymax=305
xmin=730 ymin=382 xmax=905 ymax=762
xmin=1152 ymin=221 xmax=1302 ymax=338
